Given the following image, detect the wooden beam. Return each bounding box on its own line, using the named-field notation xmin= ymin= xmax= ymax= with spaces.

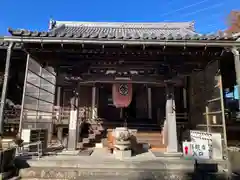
xmin=57 ymin=73 xmax=184 ymax=86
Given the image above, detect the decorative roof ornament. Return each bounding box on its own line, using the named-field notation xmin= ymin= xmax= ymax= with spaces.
xmin=189 ymin=21 xmax=195 ymax=31
xmin=48 ymin=18 xmax=56 ymax=30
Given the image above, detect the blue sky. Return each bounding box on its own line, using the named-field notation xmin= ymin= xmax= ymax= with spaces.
xmin=0 ymin=0 xmax=239 ymax=35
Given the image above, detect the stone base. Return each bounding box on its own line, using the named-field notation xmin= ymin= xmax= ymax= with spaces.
xmin=163 ymin=152 xmax=183 ymax=157
xmin=95 ymin=143 xmax=103 ymax=148
xmin=57 ymin=150 xmax=79 ymax=156
xmin=150 ymin=150 xmax=183 ymax=159
xmin=114 ymin=150 xmax=132 ymax=159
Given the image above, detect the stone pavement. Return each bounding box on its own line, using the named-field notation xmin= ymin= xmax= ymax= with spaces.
xmin=16 ymin=148 xmax=237 ymax=179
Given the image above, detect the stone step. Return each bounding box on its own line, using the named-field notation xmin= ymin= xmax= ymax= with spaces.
xmin=96 ymin=127 xmax=104 ymax=131
xmin=82 ymin=138 xmax=90 ymax=143
xmin=93 ymin=130 xmax=101 ymax=135
xmin=81 ymin=143 xmax=95 ymax=148
xmin=136 ymin=136 xmax=162 ymax=140
xmin=88 ymin=134 xmax=96 ymax=139
xmin=137 ymin=142 xmax=164 ymax=147
xmin=135 ymin=132 xmax=162 ymax=136
xmin=19 ymin=167 xmax=235 ymax=180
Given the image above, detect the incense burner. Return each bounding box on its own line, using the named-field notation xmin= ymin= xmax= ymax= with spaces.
xmin=113 ymin=127 xmax=131 ymax=151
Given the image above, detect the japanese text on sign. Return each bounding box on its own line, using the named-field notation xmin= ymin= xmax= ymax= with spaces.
xmin=182 ymin=140 xmax=210 ymax=160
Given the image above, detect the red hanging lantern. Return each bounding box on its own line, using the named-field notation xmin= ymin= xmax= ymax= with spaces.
xmin=112 ymin=83 xmax=132 ymax=108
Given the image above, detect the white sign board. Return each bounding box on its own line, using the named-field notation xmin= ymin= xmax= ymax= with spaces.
xmin=211 ymin=133 xmax=223 ymax=160
xmin=192 ymin=140 xmax=210 ymax=160
xmin=190 ymin=130 xmax=212 ymax=142
xmin=190 ymin=130 xmax=223 ymax=160
xmin=190 ymin=130 xmax=213 ymax=158
xmin=182 ymin=141 xmax=193 ymax=158
xmin=21 ymin=129 xmax=31 ymax=143
xmin=69 ymin=110 xmax=77 ymax=130
xmin=182 ymin=140 xmax=210 ymax=160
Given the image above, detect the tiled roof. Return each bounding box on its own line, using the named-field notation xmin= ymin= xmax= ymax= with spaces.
xmin=0 ymin=39 xmax=22 ymax=49
xmin=0 ymin=39 xmax=10 ymax=48
xmin=7 ymin=20 xmax=240 ymax=41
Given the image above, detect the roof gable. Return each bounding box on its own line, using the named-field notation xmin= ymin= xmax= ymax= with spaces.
xmin=52 ymin=20 xmax=195 ymax=30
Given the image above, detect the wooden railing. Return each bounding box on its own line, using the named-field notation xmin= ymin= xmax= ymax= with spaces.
xmin=3 ymin=107 xmax=189 ymax=124
xmin=4 ymin=109 xmax=21 ymax=120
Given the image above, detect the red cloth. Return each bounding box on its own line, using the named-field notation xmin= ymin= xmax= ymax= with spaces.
xmin=112 ymin=83 xmax=132 ymax=108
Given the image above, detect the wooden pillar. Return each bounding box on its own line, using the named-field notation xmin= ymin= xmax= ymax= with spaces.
xmin=147 ymin=87 xmax=152 ymax=119
xmin=165 ymin=86 xmax=178 ymax=153
xmin=183 ymin=87 xmax=187 ymax=110
xmin=56 ymin=86 xmax=63 ymax=141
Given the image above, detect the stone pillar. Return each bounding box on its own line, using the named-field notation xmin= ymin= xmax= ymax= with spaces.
xmin=166 ymin=86 xmax=178 ymax=153
xmin=67 ymin=91 xmax=79 ymax=150
xmin=232 ymin=48 xmax=240 ymax=113
xmin=147 ymin=87 xmax=152 ymax=119
xmin=91 ymin=86 xmax=96 ymax=119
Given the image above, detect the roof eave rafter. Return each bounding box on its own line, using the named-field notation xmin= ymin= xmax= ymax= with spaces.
xmin=3 ymin=36 xmax=240 ymax=48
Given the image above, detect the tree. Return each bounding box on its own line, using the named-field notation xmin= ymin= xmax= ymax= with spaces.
xmin=226 ymin=10 xmax=240 ymax=35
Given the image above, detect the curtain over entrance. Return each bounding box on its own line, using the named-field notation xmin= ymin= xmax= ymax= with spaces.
xmin=112 ymin=83 xmax=133 ymax=108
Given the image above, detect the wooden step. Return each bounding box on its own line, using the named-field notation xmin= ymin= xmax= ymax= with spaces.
xmin=135 ymin=134 xmax=162 ymax=138
xmin=136 ymin=132 xmax=162 ymax=135
xmin=150 ymin=146 xmax=167 ymax=152
xmin=135 ymin=132 xmax=165 ymax=149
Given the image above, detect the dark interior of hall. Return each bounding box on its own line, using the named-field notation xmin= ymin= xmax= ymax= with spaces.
xmin=0 ymin=49 xmax=26 ymax=107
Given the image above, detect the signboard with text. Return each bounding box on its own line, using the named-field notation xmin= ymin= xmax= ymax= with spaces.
xmin=190 ymin=130 xmax=213 ymax=158
xmin=182 ymin=140 xmax=210 ymax=160
xmin=182 ymin=141 xmax=193 ymax=158
xmin=192 ymin=140 xmax=210 ymax=160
